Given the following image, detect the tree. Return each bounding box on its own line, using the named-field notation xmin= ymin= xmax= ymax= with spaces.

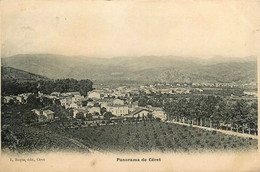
xmin=230 ymin=100 xmax=250 ymax=133
xmin=211 ymin=99 xmax=228 ymax=129
xmin=56 ymin=111 xmax=68 ymax=121
xmin=22 ymin=111 xmax=37 ymax=124
xmin=155 ymin=117 xmax=161 ymax=122
xmin=94 ymin=112 xmax=100 ymax=117
xmin=54 ymin=99 xmax=61 ymax=106
xmin=163 ymin=101 xmax=177 ymax=121
xmin=76 ymin=112 xmax=85 ymax=119
xmin=212 ymin=104 xmax=223 ymax=129
xmin=8 ymin=99 xmax=15 ymax=105
xmin=87 ymin=98 xmax=93 ymax=102
xmin=78 ymin=79 xmax=93 ymax=96
xmin=178 ymin=98 xmax=189 ymax=123
xmin=249 ymin=102 xmax=258 ymax=135
xmin=203 ymin=96 xmax=221 ymax=127
xmin=142 ymin=113 xmax=145 ymax=121
xmin=69 ymin=110 xmax=74 ymax=119
xmin=104 ymin=112 xmax=113 ymax=120
xmin=82 ymin=100 xmax=88 ymax=107
xmin=94 ymin=103 xmax=100 ymax=107
xmin=42 ymin=97 xmax=53 ymax=106
xmin=86 ymin=113 xmax=93 ymax=120
xmin=101 ymin=107 xmax=107 ymax=115
xmin=27 ymin=95 xmax=41 ymax=107
xmin=137 ymin=114 xmax=141 ymax=121
xmin=138 ymin=98 xmax=147 ymax=107
xmin=147 ymin=113 xmax=153 ymax=120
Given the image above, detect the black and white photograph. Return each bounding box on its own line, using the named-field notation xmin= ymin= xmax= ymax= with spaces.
xmin=1 ymin=0 xmax=259 ymax=172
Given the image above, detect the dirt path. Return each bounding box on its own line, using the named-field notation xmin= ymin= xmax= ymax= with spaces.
xmin=166 ymin=121 xmax=258 ymax=139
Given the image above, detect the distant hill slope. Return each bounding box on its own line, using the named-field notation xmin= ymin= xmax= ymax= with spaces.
xmin=1 ymin=54 xmax=257 ymax=83
xmin=1 ymin=66 xmax=49 ymax=82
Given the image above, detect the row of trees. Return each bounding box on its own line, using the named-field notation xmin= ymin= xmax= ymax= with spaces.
xmin=2 ymin=78 xmax=93 ymax=96
xmin=163 ymin=96 xmax=257 ymax=135
xmin=38 ymin=79 xmax=93 ymax=96
xmin=75 ymin=111 xmax=114 ymax=120
xmin=2 ymin=80 xmax=39 ymax=96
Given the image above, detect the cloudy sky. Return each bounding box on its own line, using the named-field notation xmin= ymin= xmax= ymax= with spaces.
xmin=1 ymin=0 xmax=260 ymax=58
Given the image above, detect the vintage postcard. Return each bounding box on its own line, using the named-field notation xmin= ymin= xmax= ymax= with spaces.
xmin=1 ymin=0 xmax=260 ymax=171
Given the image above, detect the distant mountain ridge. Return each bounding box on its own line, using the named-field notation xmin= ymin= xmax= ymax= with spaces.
xmin=1 ymin=54 xmax=257 ymax=84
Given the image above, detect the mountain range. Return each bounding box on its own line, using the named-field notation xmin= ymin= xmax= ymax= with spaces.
xmin=1 ymin=54 xmax=257 ymax=84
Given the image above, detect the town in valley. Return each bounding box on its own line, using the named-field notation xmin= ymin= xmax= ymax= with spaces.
xmin=1 ymin=67 xmax=258 ymax=153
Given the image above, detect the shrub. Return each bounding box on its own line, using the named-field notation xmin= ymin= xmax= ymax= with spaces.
xmin=209 ymin=142 xmax=215 ymax=147
xmin=155 ymin=140 xmax=162 ymax=146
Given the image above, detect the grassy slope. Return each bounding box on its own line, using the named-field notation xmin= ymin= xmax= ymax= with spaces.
xmin=1 ymin=66 xmax=49 ymax=82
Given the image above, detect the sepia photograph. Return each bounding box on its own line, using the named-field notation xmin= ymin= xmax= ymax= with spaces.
xmin=1 ymin=0 xmax=260 ymax=171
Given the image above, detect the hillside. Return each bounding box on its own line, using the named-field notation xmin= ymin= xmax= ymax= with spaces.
xmin=1 ymin=66 xmax=49 ymax=82
xmin=1 ymin=54 xmax=257 ymax=84
xmin=1 ymin=66 xmax=93 ymax=96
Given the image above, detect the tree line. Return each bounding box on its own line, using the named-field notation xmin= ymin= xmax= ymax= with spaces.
xmin=2 ymin=78 xmax=93 ymax=96
xmin=163 ymin=96 xmax=257 ymax=135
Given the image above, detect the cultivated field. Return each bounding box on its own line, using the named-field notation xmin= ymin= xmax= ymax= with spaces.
xmin=2 ymin=120 xmax=257 ymax=153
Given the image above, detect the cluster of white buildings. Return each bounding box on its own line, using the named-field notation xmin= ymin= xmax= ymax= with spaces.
xmin=32 ymin=109 xmax=55 ymax=122
xmin=191 ymin=82 xmax=257 ymax=88
xmin=2 ymin=85 xmax=172 ymax=122
xmin=68 ymin=90 xmax=137 ymax=118
xmin=139 ymin=85 xmax=193 ymax=95
xmin=16 ymin=87 xmax=164 ymax=120
xmin=3 ymin=93 xmax=33 ymax=104
xmin=56 ymin=89 xmax=166 ymax=120
xmin=243 ymin=90 xmax=257 ymax=97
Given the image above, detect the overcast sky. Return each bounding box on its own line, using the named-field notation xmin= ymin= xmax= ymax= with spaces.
xmin=1 ymin=0 xmax=260 ymax=58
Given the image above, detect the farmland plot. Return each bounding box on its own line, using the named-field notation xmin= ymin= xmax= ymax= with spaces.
xmin=2 ymin=120 xmax=257 ymax=153
xmin=49 ymin=121 xmax=258 ymax=153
